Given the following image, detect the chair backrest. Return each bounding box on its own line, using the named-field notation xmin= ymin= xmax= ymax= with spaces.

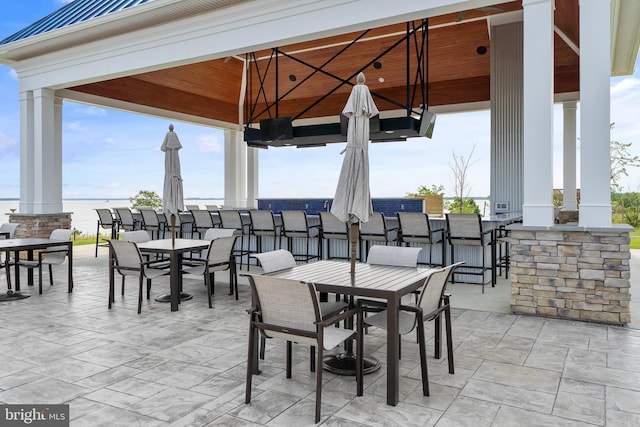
xmin=254 ymin=249 xmax=297 ymax=273
xmin=203 ymin=228 xmax=236 ymax=240
xmin=139 ymin=208 xmax=160 ymax=228
xmin=416 ymin=262 xmax=464 ymax=319
xmin=191 ymin=209 xmax=214 ymax=229
xmin=249 ymin=210 xmax=276 ymax=232
xmin=0 ymin=223 xmax=19 ymax=238
xmin=109 ymin=239 xmax=143 ymax=270
xmin=96 ymin=209 xmax=114 ymax=228
xmin=398 ymin=212 xmax=432 ymax=240
xmin=49 ymin=229 xmax=73 ymax=241
xmin=206 ymin=236 xmax=237 ymax=265
xmin=121 ymin=230 xmax=151 ymax=243
xmin=366 ymin=245 xmax=422 ymax=267
xmin=359 ymin=212 xmax=386 ymax=235
xmin=114 ymin=207 xmax=136 ymax=229
xmin=248 ymin=274 xmax=320 ymax=345
xmin=185 ymin=204 xmax=200 ymax=210
xmin=445 ymin=213 xmax=485 ymax=244
xmin=281 ymin=210 xmax=308 ymax=233
xmin=319 ymin=212 xmax=347 ymax=235
xmin=218 ymin=209 xmax=243 ymax=230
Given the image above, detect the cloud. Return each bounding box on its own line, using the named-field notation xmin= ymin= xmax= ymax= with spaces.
xmin=0 ymin=132 xmax=17 ymax=150
xmin=611 ymin=77 xmax=639 ymax=96
xmin=7 ymin=68 xmax=17 ymax=80
xmin=66 ymin=121 xmax=87 ymax=131
xmin=73 ymin=105 xmax=107 ymax=117
xmin=196 ymin=134 xmax=222 ymax=152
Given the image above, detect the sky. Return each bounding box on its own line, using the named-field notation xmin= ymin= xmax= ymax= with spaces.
xmin=0 ymin=0 xmax=639 ymax=201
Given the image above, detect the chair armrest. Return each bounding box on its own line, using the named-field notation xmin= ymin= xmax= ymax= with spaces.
xmin=317 ymin=306 xmax=359 ymax=328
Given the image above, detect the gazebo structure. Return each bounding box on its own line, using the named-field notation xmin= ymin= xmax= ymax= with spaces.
xmin=1 ymin=0 xmax=639 ymax=324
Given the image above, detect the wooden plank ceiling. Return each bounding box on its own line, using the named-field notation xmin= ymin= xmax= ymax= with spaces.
xmin=70 ymin=1 xmax=579 ymax=126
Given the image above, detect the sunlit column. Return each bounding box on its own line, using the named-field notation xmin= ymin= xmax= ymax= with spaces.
xmin=521 ymin=0 xmax=555 ymax=226
xmin=563 ymin=102 xmax=578 ymax=211
xmin=32 ymin=88 xmax=63 ymax=214
xmin=578 ymin=0 xmax=612 ymax=226
xmin=246 ymin=147 xmax=259 ymax=209
xmin=19 ymin=90 xmax=34 ymax=214
xmin=224 ymin=129 xmax=247 ymax=208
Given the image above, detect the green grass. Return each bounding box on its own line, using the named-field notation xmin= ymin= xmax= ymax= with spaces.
xmin=631 ymin=230 xmax=640 ymax=250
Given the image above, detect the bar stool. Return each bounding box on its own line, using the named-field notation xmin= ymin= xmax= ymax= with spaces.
xmin=280 ymin=210 xmax=321 ymax=263
xmin=95 ymin=208 xmax=117 ymax=257
xmin=139 ymin=206 xmax=164 ymax=240
xmin=218 ymin=209 xmax=251 ymax=270
xmin=249 ymin=210 xmax=281 ymax=253
xmin=359 ymin=212 xmax=398 ymax=261
xmin=445 ymin=213 xmax=494 ymax=293
xmin=319 ymin=212 xmax=351 ymax=260
xmin=397 ymin=212 xmax=445 ymax=267
xmin=190 ymin=209 xmax=215 ymax=238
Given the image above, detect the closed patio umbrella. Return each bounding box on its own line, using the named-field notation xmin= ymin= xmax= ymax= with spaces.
xmin=331 ymin=72 xmax=378 ymax=274
xmin=161 ymin=124 xmax=184 ymax=246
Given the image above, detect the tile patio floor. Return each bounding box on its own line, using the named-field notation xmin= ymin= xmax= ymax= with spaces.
xmin=0 ymin=245 xmax=639 ymax=426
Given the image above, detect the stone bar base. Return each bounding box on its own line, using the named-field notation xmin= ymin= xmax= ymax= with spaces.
xmin=508 ymin=224 xmax=632 ymax=325
xmin=8 ymin=213 xmax=72 ymax=238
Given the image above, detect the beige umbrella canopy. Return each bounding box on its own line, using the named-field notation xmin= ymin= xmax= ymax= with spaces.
xmin=331 ymin=72 xmax=379 ymax=272
xmin=161 ymin=124 xmax=184 ymax=244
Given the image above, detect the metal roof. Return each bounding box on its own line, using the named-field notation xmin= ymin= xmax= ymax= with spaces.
xmin=0 ymin=0 xmax=154 ymax=45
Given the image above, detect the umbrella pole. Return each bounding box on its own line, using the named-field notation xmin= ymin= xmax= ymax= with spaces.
xmin=349 ymin=223 xmax=358 ymax=274
xmin=171 ymin=214 xmax=176 ymax=247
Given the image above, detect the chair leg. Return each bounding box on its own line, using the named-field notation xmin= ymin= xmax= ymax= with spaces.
xmin=416 ymin=319 xmax=429 ymax=396
xmin=95 ymin=223 xmax=100 ymax=257
xmin=49 ymin=264 xmax=54 ymax=286
xmin=445 ymin=305 xmax=455 ymax=374
xmin=434 ymin=313 xmax=442 ymax=359
xmin=260 ymin=336 xmax=266 ymax=360
xmin=206 ymin=270 xmax=213 ymax=308
xmin=137 ymin=274 xmax=144 ymax=314
xmin=146 ymin=279 xmax=151 ymax=299
xmin=121 ymin=276 xmax=126 ymax=295
xmin=310 ymin=346 xmax=316 ymax=372
xmin=38 ymin=264 xmax=43 ymax=295
xmin=356 ymin=310 xmax=364 ymax=396
xmin=315 ymin=341 xmax=323 ymax=423
xmin=286 ymin=341 xmax=293 ymax=378
xmin=245 ymin=322 xmax=256 ymax=404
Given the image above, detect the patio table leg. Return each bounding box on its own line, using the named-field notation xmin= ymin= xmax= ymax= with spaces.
xmin=386 ymin=294 xmax=400 ymax=406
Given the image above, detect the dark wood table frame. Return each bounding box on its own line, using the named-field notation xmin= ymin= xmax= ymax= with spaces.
xmin=132 ymin=238 xmax=209 ymax=311
xmin=265 ymin=260 xmax=436 ymax=406
xmin=0 ymin=238 xmax=73 ymax=293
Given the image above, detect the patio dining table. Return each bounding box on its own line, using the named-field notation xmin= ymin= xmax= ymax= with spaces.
xmin=264 ymin=259 xmax=436 ymax=406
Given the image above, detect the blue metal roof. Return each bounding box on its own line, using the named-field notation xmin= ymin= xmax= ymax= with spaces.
xmin=1 ymin=0 xmax=154 ymax=45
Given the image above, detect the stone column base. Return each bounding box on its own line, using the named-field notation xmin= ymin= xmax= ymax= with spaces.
xmin=508 ymin=224 xmax=632 ymax=325
xmin=8 ymin=213 xmax=72 ymax=238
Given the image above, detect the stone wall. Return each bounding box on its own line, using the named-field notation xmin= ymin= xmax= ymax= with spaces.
xmin=9 ymin=213 xmax=72 ymax=238
xmin=509 ymin=224 xmax=632 ymax=325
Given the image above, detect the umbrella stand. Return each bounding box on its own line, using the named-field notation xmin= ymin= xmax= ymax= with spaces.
xmin=323 ymin=220 xmax=380 ymax=376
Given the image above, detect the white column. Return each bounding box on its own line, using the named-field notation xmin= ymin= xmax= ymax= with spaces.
xmin=563 ymin=102 xmax=578 ymax=211
xmin=246 ymin=147 xmax=259 ymax=209
xmin=521 ymin=0 xmax=555 ymax=226
xmin=224 ymin=129 xmax=247 ymax=208
xmin=19 ymin=91 xmax=34 ymax=214
xmin=32 ymin=88 xmax=63 ymax=214
xmin=578 ymin=0 xmax=612 ymax=227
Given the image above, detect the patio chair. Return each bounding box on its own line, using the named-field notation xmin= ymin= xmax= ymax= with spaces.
xmin=445 ymin=213 xmax=494 ymax=293
xmin=280 ymin=210 xmax=320 ymax=263
xmin=138 ymin=206 xmax=165 ymax=240
xmin=113 ymin=207 xmax=140 ymax=232
xmin=245 ymin=274 xmax=363 ymax=423
xmin=108 ymin=239 xmax=170 ymax=314
xmin=253 ymin=249 xmax=348 ymax=369
xmin=95 ymin=209 xmax=117 ymax=256
xmin=359 ymin=212 xmax=399 ymax=261
xmin=398 ymin=212 xmax=446 ymax=267
xmin=0 ymin=223 xmax=19 ymax=239
xmin=249 ymin=210 xmax=281 ymax=253
xmin=16 ymin=229 xmax=73 ymax=294
xmin=359 ymin=262 xmax=463 ymax=396
xmin=182 ymin=235 xmax=238 ymax=305
xmin=185 ymin=204 xmax=200 ymax=210
xmin=218 ymin=209 xmax=251 ymax=270
xmin=319 ymin=212 xmax=350 ymax=260
xmin=190 ymin=209 xmax=215 ymax=239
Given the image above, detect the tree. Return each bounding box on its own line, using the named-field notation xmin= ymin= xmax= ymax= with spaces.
xmin=449 ymin=146 xmax=478 ymax=213
xmin=130 ymin=190 xmax=162 ymax=210
xmin=406 ymin=184 xmax=445 ymax=197
xmin=446 ymin=197 xmax=481 ymax=214
xmin=610 ymin=123 xmax=640 ymax=193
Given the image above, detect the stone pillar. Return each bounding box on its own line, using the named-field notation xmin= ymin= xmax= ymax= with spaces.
xmin=562 ymin=102 xmax=578 ymax=211
xmin=509 ymin=224 xmax=631 ymax=325
xmin=521 ymin=0 xmax=555 ymax=226
xmin=578 ymin=0 xmax=612 ymax=227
